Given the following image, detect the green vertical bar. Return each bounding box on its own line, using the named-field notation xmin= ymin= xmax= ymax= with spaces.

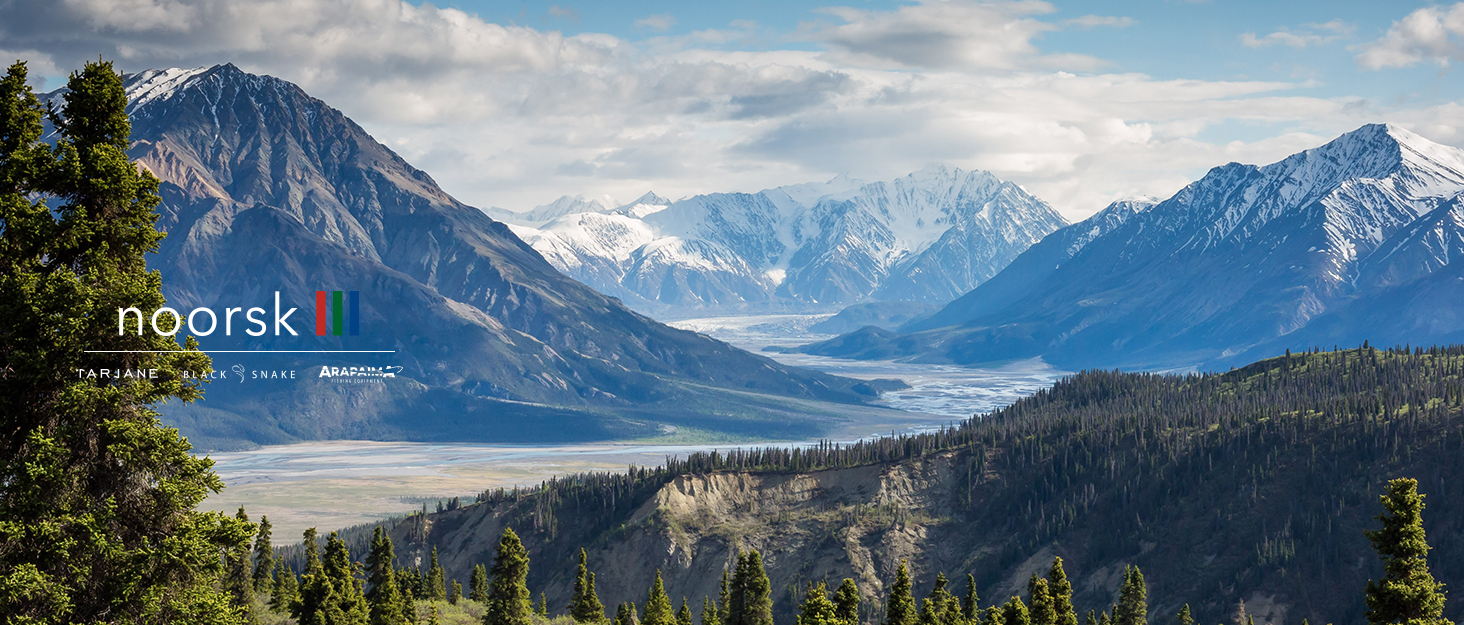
xmin=332 ymin=291 xmax=344 ymax=336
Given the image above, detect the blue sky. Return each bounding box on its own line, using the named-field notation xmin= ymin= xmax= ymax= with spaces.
xmin=2 ymin=0 xmax=1461 ymax=218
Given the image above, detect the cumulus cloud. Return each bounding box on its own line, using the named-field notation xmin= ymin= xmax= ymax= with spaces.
xmin=1357 ymin=3 xmax=1464 ymax=69
xmin=1241 ymin=19 xmax=1352 ymax=48
xmin=0 ymin=0 xmax=1458 ymax=221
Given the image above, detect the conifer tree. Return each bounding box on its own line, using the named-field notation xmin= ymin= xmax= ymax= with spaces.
xmin=1097 ymin=611 xmax=1109 ymax=625
xmin=572 ymin=549 xmax=606 ymax=623
xmin=452 ymin=581 xmax=463 ymax=606
xmin=484 ymin=528 xmax=533 ymax=625
xmin=982 ymin=607 xmax=1003 ymax=625
xmin=1047 ymin=559 xmax=1076 ymax=625
xmin=1112 ymin=568 xmax=1146 ymax=625
xmin=429 ymin=604 xmax=441 ymax=625
xmin=366 ymin=527 xmax=405 ymax=625
xmin=964 ymin=575 xmax=980 ymax=621
xmin=429 ymin=547 xmax=448 ymax=601
xmin=1084 ymin=611 xmax=1096 ymax=625
xmin=472 ymin=564 xmax=491 ymax=603
xmin=801 ymin=583 xmax=842 ymax=625
xmin=728 ymin=551 xmax=773 ymax=625
xmin=1364 ymin=478 xmax=1451 ymax=625
xmin=720 ymin=570 xmax=731 ymax=621
xmin=919 ymin=599 xmax=939 ymax=625
xmin=644 ymin=570 xmax=675 ymax=625
xmin=1028 ymin=579 xmax=1054 ymax=625
xmin=1174 ymin=605 xmax=1192 ymax=625
xmin=271 ymin=562 xmax=299 ymax=613
xmin=703 ymin=597 xmax=722 ymax=625
xmin=539 ymin=592 xmax=550 ymax=617
xmin=835 ymin=579 xmax=861 ymax=625
xmin=885 ymin=561 xmax=917 ymax=625
xmin=254 ymin=515 xmax=276 ymax=594
xmin=679 ymin=598 xmax=696 ymax=625
xmin=324 ymin=531 xmax=370 ymax=624
xmin=1002 ymin=597 xmax=1031 ymax=625
xmin=1112 ymin=570 xmax=1147 ymax=625
xmin=617 ymin=602 xmax=635 ymax=625
xmin=293 ymin=528 xmax=338 ymax=625
xmin=227 ymin=507 xmax=260 ymax=625
xmin=0 ymin=58 xmax=250 ymax=625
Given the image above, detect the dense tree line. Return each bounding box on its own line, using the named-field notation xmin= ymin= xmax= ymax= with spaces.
xmin=246 ymin=474 xmax=1451 ymax=625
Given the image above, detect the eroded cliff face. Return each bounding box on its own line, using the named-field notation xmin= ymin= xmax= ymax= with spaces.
xmin=389 ymin=452 xmax=1128 ymax=624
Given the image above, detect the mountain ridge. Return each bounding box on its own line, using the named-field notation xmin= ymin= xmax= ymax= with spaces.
xmin=108 ymin=63 xmax=878 ymax=449
xmin=796 ymin=124 xmax=1464 ymax=369
xmin=505 ymin=166 xmax=1068 ymax=316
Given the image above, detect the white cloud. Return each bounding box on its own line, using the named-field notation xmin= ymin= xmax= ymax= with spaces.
xmin=0 ymin=0 xmax=1459 ymax=221
xmin=804 ymin=1 xmax=1100 ymax=71
xmin=634 ymin=13 xmax=676 ymax=31
xmin=1241 ymin=19 xmax=1351 ymax=49
xmin=1064 ymin=15 xmax=1135 ymax=29
xmin=1357 ymin=3 xmax=1464 ymax=69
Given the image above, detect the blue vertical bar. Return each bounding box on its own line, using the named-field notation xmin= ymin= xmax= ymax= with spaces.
xmin=349 ymin=290 xmax=360 ymax=335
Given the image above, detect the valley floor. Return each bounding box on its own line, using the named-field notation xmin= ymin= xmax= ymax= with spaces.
xmin=202 ymin=314 xmax=1066 ymax=539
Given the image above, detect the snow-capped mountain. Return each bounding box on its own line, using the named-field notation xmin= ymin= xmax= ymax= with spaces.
xmin=110 ymin=64 xmax=873 ymax=448
xmin=903 ymin=195 xmax=1158 ymax=332
xmin=506 ymin=167 xmax=1068 ymax=315
xmin=800 ymin=124 xmax=1464 ymax=368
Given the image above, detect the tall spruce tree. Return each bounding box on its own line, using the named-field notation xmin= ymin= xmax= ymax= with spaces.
xmin=253 ymin=515 xmax=275 ymax=594
xmin=572 ymin=549 xmax=606 ymax=623
xmin=1364 ymin=478 xmax=1451 ymax=625
xmin=1028 ymin=578 xmax=1054 ymax=625
xmin=703 ymin=597 xmax=721 ymax=625
xmin=1047 ymin=559 xmax=1076 ymax=625
xmin=429 ymin=546 xmax=448 ymax=601
xmin=539 ymin=592 xmax=550 ymax=617
xmin=452 ymin=581 xmax=463 ymax=606
xmin=227 ymin=507 xmax=260 ymax=625
xmin=644 ymin=570 xmax=675 ymax=625
xmin=471 ymin=564 xmax=490 ymax=603
xmin=963 ymin=575 xmax=980 ymax=621
xmin=835 ymin=579 xmax=861 ymax=625
xmin=982 ymin=607 xmax=1003 ymax=625
xmin=885 ymin=561 xmax=917 ymax=625
xmin=727 ymin=551 xmax=773 ymax=625
xmin=0 ymin=58 xmax=250 ymax=625
xmin=484 ymin=528 xmax=533 ymax=625
xmin=366 ymin=527 xmax=405 ymax=625
xmin=271 ymin=562 xmax=299 ymax=613
xmin=1112 ymin=567 xmax=1146 ymax=625
xmin=324 ymin=531 xmax=370 ymax=624
xmin=720 ymin=570 xmax=731 ymax=622
xmin=678 ymin=598 xmax=696 ymax=625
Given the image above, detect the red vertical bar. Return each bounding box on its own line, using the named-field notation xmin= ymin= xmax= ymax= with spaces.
xmin=315 ymin=290 xmax=327 ymax=336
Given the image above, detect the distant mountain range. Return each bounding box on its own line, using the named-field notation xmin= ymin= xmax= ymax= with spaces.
xmin=102 ymin=64 xmax=883 ymax=450
xmin=494 ymin=168 xmax=1068 ymax=316
xmin=796 ymin=124 xmax=1464 ymax=369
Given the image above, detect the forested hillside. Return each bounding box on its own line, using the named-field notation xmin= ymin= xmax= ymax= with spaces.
xmin=287 ymin=345 xmax=1464 ymax=625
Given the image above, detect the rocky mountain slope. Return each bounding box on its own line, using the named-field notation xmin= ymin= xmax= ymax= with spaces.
xmin=498 ymin=168 xmax=1068 ymax=316
xmin=108 ymin=64 xmax=876 ymax=450
xmin=339 ymin=346 xmax=1464 ymax=625
xmin=798 ymin=125 xmax=1464 ymax=369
